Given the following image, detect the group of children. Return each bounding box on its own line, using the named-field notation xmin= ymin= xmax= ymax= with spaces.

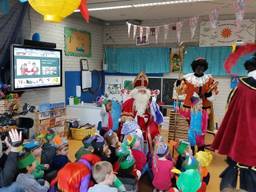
xmin=0 ymin=97 xmax=213 ymax=192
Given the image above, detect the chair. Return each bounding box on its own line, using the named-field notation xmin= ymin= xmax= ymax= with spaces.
xmin=16 ymin=117 xmax=34 ymax=139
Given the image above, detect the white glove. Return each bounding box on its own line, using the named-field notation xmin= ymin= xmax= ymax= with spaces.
xmin=6 ymin=129 xmax=22 ymax=152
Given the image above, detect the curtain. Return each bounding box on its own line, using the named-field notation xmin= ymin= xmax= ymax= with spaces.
xmin=0 ymin=1 xmax=28 ymax=83
xmin=105 ymin=47 xmax=170 ymax=74
xmin=183 ymin=46 xmax=250 ymax=76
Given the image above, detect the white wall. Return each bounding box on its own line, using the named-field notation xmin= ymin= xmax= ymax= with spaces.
xmin=20 ymin=9 xmax=103 ymax=106
xmin=103 ymin=18 xmax=232 ymax=122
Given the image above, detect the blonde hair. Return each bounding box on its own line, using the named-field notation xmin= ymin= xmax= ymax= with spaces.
xmin=92 ymin=161 xmax=113 ymax=183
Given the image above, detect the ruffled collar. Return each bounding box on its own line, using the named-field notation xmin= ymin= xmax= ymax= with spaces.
xmin=183 ymin=73 xmax=212 ymax=87
xmin=248 ymin=70 xmax=256 ymax=80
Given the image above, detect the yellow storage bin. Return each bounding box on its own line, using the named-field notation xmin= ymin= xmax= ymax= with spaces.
xmin=70 ymin=126 xmax=96 ymax=140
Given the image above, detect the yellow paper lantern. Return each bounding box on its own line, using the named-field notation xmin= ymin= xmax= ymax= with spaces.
xmin=28 ymin=0 xmax=81 ymax=22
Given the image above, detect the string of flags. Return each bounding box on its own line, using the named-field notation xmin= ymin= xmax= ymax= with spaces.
xmin=127 ymin=0 xmax=245 ymax=44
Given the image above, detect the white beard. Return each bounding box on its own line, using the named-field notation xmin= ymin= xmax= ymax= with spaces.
xmin=130 ymin=87 xmax=151 ymax=116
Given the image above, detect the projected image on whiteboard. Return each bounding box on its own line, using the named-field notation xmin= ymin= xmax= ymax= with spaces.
xmin=12 ymin=46 xmax=62 ymax=90
xmin=16 ymin=59 xmax=41 ymax=76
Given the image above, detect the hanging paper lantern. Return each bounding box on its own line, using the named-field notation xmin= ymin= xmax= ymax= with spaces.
xmin=28 ymin=0 xmax=81 ymax=22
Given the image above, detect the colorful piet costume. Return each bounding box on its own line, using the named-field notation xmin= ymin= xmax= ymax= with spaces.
xmin=175 ymin=58 xmax=218 ymax=148
xmin=212 ymin=44 xmax=256 ymax=191
xmin=121 ymin=72 xmax=161 ymax=145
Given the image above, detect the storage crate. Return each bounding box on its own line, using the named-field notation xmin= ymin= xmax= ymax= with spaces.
xmin=70 ymin=126 xmax=96 ymax=140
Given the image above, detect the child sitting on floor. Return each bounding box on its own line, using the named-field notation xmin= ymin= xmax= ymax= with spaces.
xmin=75 ymin=135 xmax=95 ymax=160
xmin=23 ymin=140 xmax=49 ymax=181
xmin=88 ymin=161 xmax=119 ymax=192
xmin=116 ymin=142 xmax=141 ymax=192
xmin=104 ymin=130 xmax=120 ymax=164
xmin=51 ymin=137 xmax=69 ymax=171
xmin=124 ymin=134 xmax=146 ymax=173
xmin=91 ymin=135 xmax=111 ymax=162
xmin=152 ymin=142 xmax=174 ymax=192
xmin=16 ymin=152 xmax=50 ymax=192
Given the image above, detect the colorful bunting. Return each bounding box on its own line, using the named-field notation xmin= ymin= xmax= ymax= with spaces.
xmin=209 ymin=8 xmax=219 ymax=29
xmin=176 ymin=21 xmax=183 ymax=43
xmin=189 ymin=16 xmax=199 ymax=39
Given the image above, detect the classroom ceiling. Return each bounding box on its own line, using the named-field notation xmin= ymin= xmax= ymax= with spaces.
xmin=86 ymin=0 xmax=256 ymax=21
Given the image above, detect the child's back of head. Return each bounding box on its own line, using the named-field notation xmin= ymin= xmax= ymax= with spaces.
xmin=93 ymin=161 xmax=114 ymax=184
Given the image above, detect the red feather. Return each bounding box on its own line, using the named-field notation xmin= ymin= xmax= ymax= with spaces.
xmin=224 ymin=43 xmax=256 ymax=74
xmin=80 ymin=0 xmax=89 ymax=22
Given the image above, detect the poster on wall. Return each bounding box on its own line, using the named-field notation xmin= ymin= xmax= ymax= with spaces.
xmin=170 ymin=48 xmax=184 ymax=73
xmin=199 ymin=19 xmax=255 ymax=47
xmin=64 ymin=27 xmax=91 ymax=57
xmin=106 ymin=83 xmax=121 ymax=95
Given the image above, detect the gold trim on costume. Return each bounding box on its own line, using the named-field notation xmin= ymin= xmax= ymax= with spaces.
xmin=240 ymin=77 xmax=256 ymax=90
xmin=133 ymin=72 xmax=149 ymax=87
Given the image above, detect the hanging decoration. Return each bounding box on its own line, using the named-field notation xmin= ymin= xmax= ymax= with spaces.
xmin=133 ymin=25 xmax=137 ymax=40
xmin=127 ymin=22 xmax=132 ymax=38
xmin=19 ymin=0 xmax=89 ymax=23
xmin=146 ymin=27 xmax=150 ymax=42
xmin=189 ymin=16 xmax=199 ymax=39
xmin=139 ymin=26 xmax=144 ymax=41
xmin=126 ymin=4 xmax=244 ymax=45
xmin=209 ymin=8 xmax=219 ymax=29
xmin=155 ymin=26 xmax=160 ymax=44
xmin=224 ymin=43 xmax=256 ymax=74
xmin=234 ymin=0 xmax=245 ymax=29
xmin=80 ymin=0 xmax=89 ymax=22
xmin=163 ymin=24 xmax=169 ymax=42
xmin=176 ymin=21 xmax=183 ymax=43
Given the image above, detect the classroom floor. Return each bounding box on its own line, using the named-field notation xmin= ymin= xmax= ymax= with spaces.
xmin=68 ymin=135 xmax=227 ymax=192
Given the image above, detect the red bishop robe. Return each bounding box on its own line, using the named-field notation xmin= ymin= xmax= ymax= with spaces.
xmin=121 ymin=98 xmax=159 ymax=140
xmin=212 ymin=77 xmax=256 ymax=166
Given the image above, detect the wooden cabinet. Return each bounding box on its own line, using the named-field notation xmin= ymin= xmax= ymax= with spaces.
xmin=34 ymin=107 xmax=66 ymax=136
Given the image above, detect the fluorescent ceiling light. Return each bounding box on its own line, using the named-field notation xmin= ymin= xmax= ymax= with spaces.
xmin=88 ymin=5 xmax=132 ymax=11
xmin=86 ymin=0 xmax=212 ymax=11
xmin=133 ymin=0 xmax=212 ymax=7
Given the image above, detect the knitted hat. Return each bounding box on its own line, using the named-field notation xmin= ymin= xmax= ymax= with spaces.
xmin=18 ymin=153 xmax=36 ymax=169
xmin=116 ymin=143 xmax=130 ymax=158
xmin=52 ymin=136 xmax=68 ymax=150
xmin=82 ymin=135 xmax=96 ymax=148
xmin=176 ymin=140 xmax=190 ymax=155
xmin=75 ymin=147 xmax=92 ymax=160
xmin=120 ymin=154 xmax=135 ymax=170
xmin=116 ymin=143 xmax=135 ymax=170
xmin=121 ymin=120 xmax=139 ymax=135
xmin=156 ymin=143 xmax=169 ymax=157
xmin=91 ymin=135 xmax=105 ymax=153
xmin=45 ymin=129 xmax=56 ymax=142
xmin=23 ymin=140 xmax=41 ymax=152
